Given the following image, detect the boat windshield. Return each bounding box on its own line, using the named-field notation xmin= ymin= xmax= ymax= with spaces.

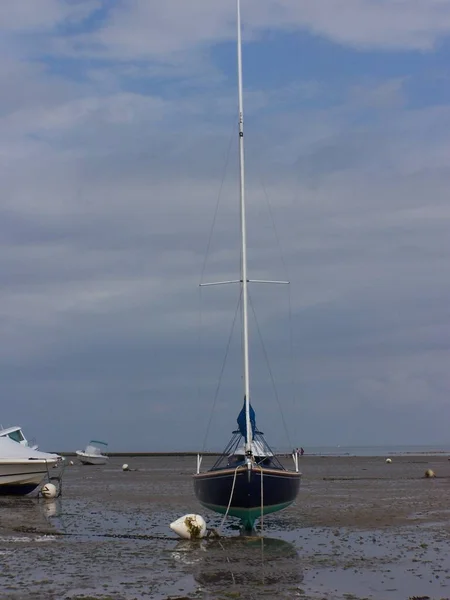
xmin=6 ymin=429 xmax=25 ymax=443
xmin=85 ymin=440 xmax=108 ymax=455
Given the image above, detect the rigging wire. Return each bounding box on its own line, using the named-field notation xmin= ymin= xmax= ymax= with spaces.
xmin=287 ymin=284 xmax=297 ymax=408
xmin=248 ymin=291 xmax=293 ymax=450
xmin=201 ymin=290 xmax=242 ymax=452
xmin=259 ymin=173 xmax=298 ymax=409
xmin=258 ymin=174 xmax=291 ymax=282
xmin=197 ymin=114 xmax=238 ymax=449
xmin=199 ymin=115 xmax=237 ymax=285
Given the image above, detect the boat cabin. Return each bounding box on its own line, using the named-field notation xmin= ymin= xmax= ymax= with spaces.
xmin=0 ymin=426 xmax=37 ymax=449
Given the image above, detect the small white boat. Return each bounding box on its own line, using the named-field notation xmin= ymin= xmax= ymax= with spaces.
xmin=0 ymin=425 xmax=39 ymax=450
xmin=76 ymin=440 xmax=109 ymax=465
xmin=0 ymin=436 xmax=62 ymax=495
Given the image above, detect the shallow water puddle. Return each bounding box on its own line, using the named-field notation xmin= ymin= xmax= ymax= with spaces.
xmin=304 ymin=564 xmax=449 ymax=599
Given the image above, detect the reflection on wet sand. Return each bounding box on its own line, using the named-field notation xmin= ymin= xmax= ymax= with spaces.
xmin=41 ymin=499 xmax=61 ymax=519
xmin=172 ymin=536 xmax=303 ymax=597
xmin=0 ymin=496 xmax=59 ymax=537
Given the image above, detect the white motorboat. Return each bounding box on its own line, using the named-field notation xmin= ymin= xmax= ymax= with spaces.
xmin=0 ymin=425 xmax=39 ymax=450
xmin=76 ymin=440 xmax=109 ymax=465
xmin=0 ymin=436 xmax=62 ymax=495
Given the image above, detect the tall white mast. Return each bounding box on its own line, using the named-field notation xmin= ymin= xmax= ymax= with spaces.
xmin=236 ymin=0 xmax=252 ymax=454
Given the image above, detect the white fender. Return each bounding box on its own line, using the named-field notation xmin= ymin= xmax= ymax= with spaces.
xmin=170 ymin=514 xmax=207 ymax=539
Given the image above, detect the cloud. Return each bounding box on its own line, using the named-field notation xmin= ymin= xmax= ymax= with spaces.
xmin=45 ymin=0 xmax=450 ymax=65
xmin=265 ymin=0 xmax=450 ymax=50
xmin=0 ymin=0 xmax=100 ymax=32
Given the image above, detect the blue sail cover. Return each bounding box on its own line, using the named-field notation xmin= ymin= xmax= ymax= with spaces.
xmin=237 ymin=401 xmax=256 ymax=442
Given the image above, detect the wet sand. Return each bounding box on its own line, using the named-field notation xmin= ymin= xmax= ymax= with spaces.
xmin=0 ymin=454 xmax=449 ymax=599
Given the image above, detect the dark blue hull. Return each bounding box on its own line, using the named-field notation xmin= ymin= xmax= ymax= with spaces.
xmin=193 ymin=465 xmax=301 ymax=529
xmin=0 ymin=468 xmax=48 ymax=496
xmin=0 ymin=482 xmax=40 ymax=495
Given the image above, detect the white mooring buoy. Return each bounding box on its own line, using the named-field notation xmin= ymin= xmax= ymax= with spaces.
xmin=425 ymin=469 xmax=436 ymax=478
xmin=41 ymin=483 xmax=58 ymax=499
xmin=170 ymin=514 xmax=207 ymax=540
xmin=385 ymin=458 xmax=392 ymax=464
xmin=122 ymin=463 xmax=130 ymax=471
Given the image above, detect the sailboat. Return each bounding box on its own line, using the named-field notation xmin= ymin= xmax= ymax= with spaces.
xmin=193 ymin=0 xmax=301 ymax=531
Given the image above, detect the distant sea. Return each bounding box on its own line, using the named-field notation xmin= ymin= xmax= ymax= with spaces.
xmin=293 ymin=444 xmax=450 ymax=457
xmin=98 ymin=444 xmax=450 ymax=457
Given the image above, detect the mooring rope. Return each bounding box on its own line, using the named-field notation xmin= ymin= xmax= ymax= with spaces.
xmin=259 ymin=465 xmax=264 ymax=534
xmin=219 ymin=466 xmax=239 ymax=532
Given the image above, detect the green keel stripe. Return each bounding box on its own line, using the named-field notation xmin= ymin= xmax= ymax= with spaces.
xmin=199 ymin=500 xmax=294 ymax=529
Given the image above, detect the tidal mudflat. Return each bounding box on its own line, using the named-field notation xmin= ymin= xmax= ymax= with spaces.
xmin=0 ymin=454 xmax=449 ymax=599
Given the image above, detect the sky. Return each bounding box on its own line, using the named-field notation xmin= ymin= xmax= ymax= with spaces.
xmin=1 ymin=0 xmax=450 ymax=452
